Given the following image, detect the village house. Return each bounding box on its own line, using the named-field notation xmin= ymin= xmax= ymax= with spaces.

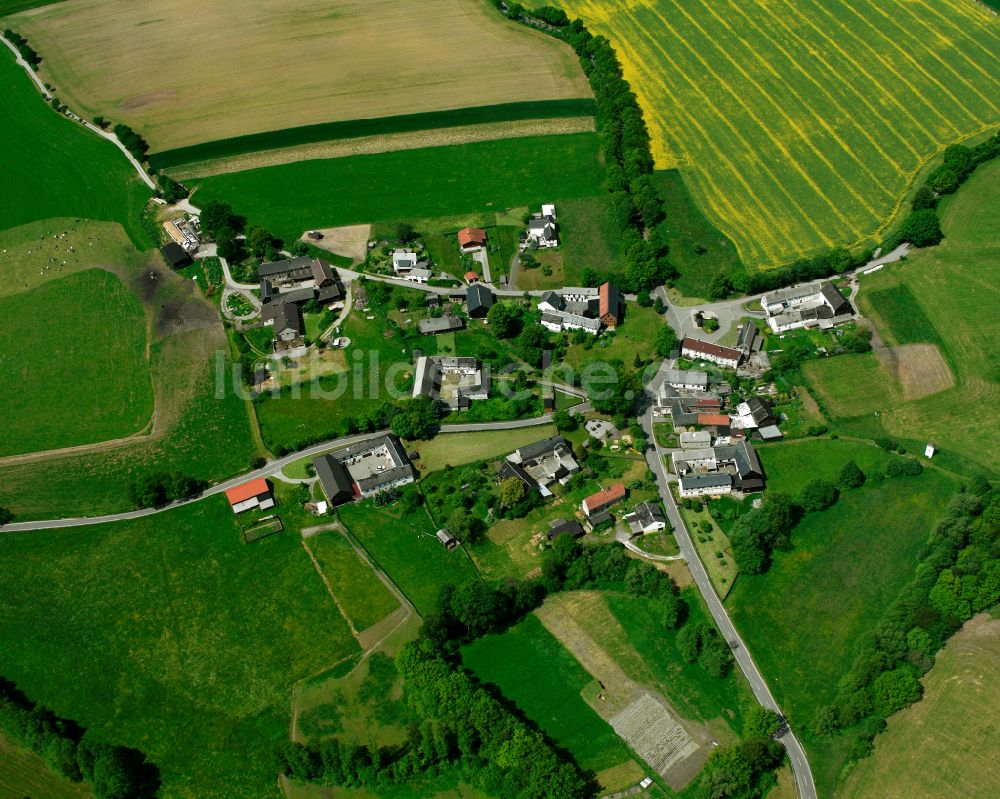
xmin=457 ymin=227 xmax=487 ymax=252
xmin=681 ymin=337 xmax=742 ymax=369
xmin=672 ymin=441 xmax=765 ymax=498
xmin=313 ymin=435 xmax=416 ymax=506
xmin=499 ymin=436 xmax=580 ymax=497
xmin=581 ymin=483 xmax=627 ymax=518
xmin=259 ymin=257 xmax=345 ymax=345
xmin=679 ymin=431 xmax=713 ymax=449
xmin=524 ymin=217 xmax=558 ymax=249
xmin=224 ymin=478 xmax=274 ymax=514
xmin=413 ymin=355 xmax=490 ymax=411
xmin=624 ymin=501 xmax=667 ymax=534
xmin=535 ymin=282 xmax=620 ymax=334
xmin=272 ymin=303 xmax=304 ymax=346
xmin=547 ymin=518 xmax=584 ymax=540
xmin=662 ymin=369 xmax=709 ymax=391
xmin=391 ymin=248 xmax=427 ymax=275
xmin=760 ymin=281 xmax=854 ymax=332
xmin=418 ymin=315 xmax=465 ymax=335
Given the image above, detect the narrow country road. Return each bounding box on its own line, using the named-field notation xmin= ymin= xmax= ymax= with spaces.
xmin=638 ymin=363 xmax=817 ymax=799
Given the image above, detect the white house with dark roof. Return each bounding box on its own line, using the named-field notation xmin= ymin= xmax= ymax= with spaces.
xmin=625 ymin=502 xmax=667 ymax=534
xmin=760 ymin=281 xmax=854 ymax=332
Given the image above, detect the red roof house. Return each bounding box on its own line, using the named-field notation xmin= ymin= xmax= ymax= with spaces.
xmin=598 ymin=282 xmax=622 ymax=327
xmin=457 ymin=227 xmax=487 ymax=250
xmin=581 ymin=483 xmax=626 ymax=517
xmin=224 ymin=478 xmax=274 ymax=514
xmin=464 ymin=271 xmax=480 ymax=283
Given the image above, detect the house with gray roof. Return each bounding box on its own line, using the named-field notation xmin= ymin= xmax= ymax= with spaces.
xmin=500 ymin=436 xmax=579 ymax=497
xmin=760 ymin=281 xmax=854 ymax=333
xmin=467 ymin=283 xmax=494 ymax=318
xmin=418 ymin=315 xmax=465 ymax=335
xmin=625 ymin=502 xmax=668 ymax=534
xmin=673 ymin=440 xmax=765 ymax=497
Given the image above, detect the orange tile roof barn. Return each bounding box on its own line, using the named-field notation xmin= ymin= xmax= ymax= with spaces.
xmin=225 ymin=478 xmax=270 ymax=506
xmin=457 ymin=227 xmax=487 ymax=248
xmin=697 ymin=413 xmax=731 ymax=427
xmin=582 ymin=483 xmax=626 ymax=514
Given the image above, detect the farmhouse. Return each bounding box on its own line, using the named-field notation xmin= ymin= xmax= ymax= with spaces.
xmin=582 ymin=483 xmax=626 ymax=517
xmin=272 ymin=303 xmax=304 ymax=345
xmin=314 ymin=435 xmax=415 ymax=506
xmin=458 ymin=227 xmax=487 ymax=251
xmin=260 ymin=257 xmax=344 ymax=332
xmin=160 ymin=241 xmax=192 ymax=269
xmin=732 ymin=397 xmax=776 ymax=430
xmin=672 ymin=441 xmax=765 ymax=497
xmin=679 ymin=431 xmax=713 ymax=449
xmin=224 ymin=478 xmax=274 ymax=514
xmin=547 ymin=518 xmax=584 ymax=540
xmin=413 ymin=356 xmax=490 ymax=411
xmin=662 ymin=369 xmax=709 ymax=391
xmin=540 ymin=310 xmax=600 ymax=335
xmin=760 ymin=281 xmax=854 ymax=332
xmin=499 ymin=436 xmax=580 ymax=497
xmin=599 ymin=282 xmax=622 ymax=328
xmin=681 ymin=337 xmax=742 ymax=369
xmin=466 ymin=283 xmax=494 ymax=318
xmin=391 ymin=248 xmax=427 ymax=275
xmin=524 ymin=215 xmax=558 ymax=248
xmin=624 ymin=501 xmax=667 ymax=534
xmin=418 ymin=315 xmax=465 ymax=335
xmin=535 ymin=283 xmax=620 ymax=334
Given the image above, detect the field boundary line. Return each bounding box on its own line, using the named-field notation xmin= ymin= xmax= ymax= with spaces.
xmin=845 ymin=0 xmax=999 ymax=117
xmin=639 ymin=1 xmax=858 ymax=242
xmin=773 ymin=0 xmax=948 ymax=145
xmin=908 ymin=0 xmax=1000 ymax=85
xmin=713 ymin=0 xmax=909 ymax=178
xmin=301 ymin=539 xmax=362 ymax=644
xmin=669 ymin=0 xmax=892 ymax=216
xmin=598 ymin=0 xmax=819 ymax=262
xmin=799 ymin=0 xmax=964 ymax=134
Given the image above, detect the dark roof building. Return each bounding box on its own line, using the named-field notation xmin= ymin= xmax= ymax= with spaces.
xmin=161 ymin=242 xmax=192 ymax=268
xmin=313 ymin=435 xmax=416 ymax=505
xmin=737 ymin=321 xmax=759 ymax=354
xmin=547 ymin=518 xmax=585 ymax=540
xmin=467 ymin=283 xmax=494 ymax=318
xmin=313 ymin=455 xmax=355 ymax=506
xmin=273 ymin=303 xmax=304 ymax=340
xmin=820 ymin=282 xmax=852 ymax=316
xmin=418 ymin=315 xmax=465 ymax=335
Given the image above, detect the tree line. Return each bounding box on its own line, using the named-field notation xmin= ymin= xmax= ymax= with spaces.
xmin=4 ymin=29 xmax=41 ymax=67
xmin=127 ymin=471 xmax=208 ymax=508
xmin=810 ymin=479 xmax=997 ymax=765
xmin=0 ymin=676 xmax=160 ymax=798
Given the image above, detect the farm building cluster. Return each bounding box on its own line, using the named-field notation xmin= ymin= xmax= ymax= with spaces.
xmin=313 ymin=435 xmax=416 ymax=506
xmin=672 ymin=441 xmax=766 ymax=498
xmin=521 ymin=203 xmax=559 ymax=250
xmin=259 ymin=257 xmax=345 ymax=350
xmin=537 ymin=281 xmax=622 ymax=335
xmin=413 ymin=355 xmax=490 ymax=411
xmin=760 ymin=281 xmax=854 ymax=333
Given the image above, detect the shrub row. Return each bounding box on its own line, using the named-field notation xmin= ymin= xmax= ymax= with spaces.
xmin=3 ymin=29 xmax=41 ymax=68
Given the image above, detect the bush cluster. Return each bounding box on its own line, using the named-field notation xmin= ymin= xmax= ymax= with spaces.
xmin=4 ymin=29 xmax=41 ymax=67
xmin=112 ymin=123 xmax=150 ymax=163
xmin=127 ymin=471 xmax=208 ymax=508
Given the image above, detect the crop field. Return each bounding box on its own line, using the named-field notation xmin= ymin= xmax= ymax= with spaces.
xmin=0 ymin=269 xmax=152 ymax=456
xmin=727 ymin=465 xmax=956 ymax=795
xmin=8 ymin=0 xmax=591 ymax=153
xmin=557 ymin=0 xmax=1000 ymax=267
xmin=0 ymin=496 xmax=360 ymax=799
xmin=461 ymin=612 xmax=634 ymax=774
xmin=190 ymin=133 xmax=607 ymax=244
xmin=806 ymin=158 xmax=1000 ymax=476
xmin=840 ymin=613 xmax=1000 ymax=799
xmin=0 ymin=47 xmax=151 ymax=247
xmin=337 ymin=494 xmax=478 ymax=616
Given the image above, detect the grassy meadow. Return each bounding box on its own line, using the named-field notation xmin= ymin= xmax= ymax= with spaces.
xmin=0 ymin=269 xmax=153 ymax=456
xmin=0 ymin=734 xmax=91 ymax=799
xmin=9 ymin=0 xmax=590 ymax=152
xmin=557 ymin=0 xmax=1000 ymax=267
xmin=805 ymin=157 xmax=1000 ymax=476
xmin=756 ymin=438 xmax=897 ymax=496
xmin=727 ymin=461 xmax=956 ymax=796
xmin=461 ymin=612 xmax=634 ymax=774
xmin=839 ymin=613 xmax=1000 ymax=799
xmin=0 ymin=496 xmax=360 ymax=799
xmin=0 ymin=47 xmax=151 ymax=246
xmin=190 ymin=134 xmax=607 ymax=244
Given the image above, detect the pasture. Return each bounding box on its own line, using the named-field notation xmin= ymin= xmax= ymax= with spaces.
xmin=557 ymin=0 xmax=1000 ymax=267
xmin=0 ymin=496 xmax=360 ymax=799
xmin=337 ymin=493 xmax=478 ymax=616
xmin=806 ymin=158 xmax=1000 ymax=476
xmin=190 ymin=134 xmax=607 ymax=244
xmin=0 ymin=47 xmax=150 ymax=246
xmin=840 ymin=613 xmax=1000 ymax=799
xmin=0 ymin=269 xmax=152 ymax=456
xmin=0 ymin=734 xmax=91 ymax=799
xmin=9 ymin=0 xmax=591 ymax=153
xmin=756 ymin=438 xmax=897 ymax=496
xmin=461 ymin=612 xmax=635 ymax=775
xmin=727 ymin=468 xmax=956 ymax=796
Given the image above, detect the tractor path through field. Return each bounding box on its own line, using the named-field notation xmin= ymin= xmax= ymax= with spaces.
xmin=1 ymin=33 xmax=156 ymax=191
xmin=638 ymin=360 xmax=817 ymax=799
xmin=301 ymin=538 xmax=362 ymax=643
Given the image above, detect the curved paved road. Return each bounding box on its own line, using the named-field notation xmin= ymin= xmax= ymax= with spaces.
xmin=639 ymin=365 xmax=816 ymax=799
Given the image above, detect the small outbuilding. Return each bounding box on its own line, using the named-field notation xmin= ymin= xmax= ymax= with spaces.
xmin=224 ymin=478 xmax=274 ymax=514
xmin=436 ymin=529 xmax=459 ymax=550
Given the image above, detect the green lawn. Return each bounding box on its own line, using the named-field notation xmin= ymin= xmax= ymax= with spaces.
xmin=563 ymin=304 xmax=665 ymax=370
xmin=756 ymin=438 xmax=897 ymax=496
xmin=0 ymin=47 xmax=151 ymax=247
xmin=806 ymin=158 xmax=1000 ymax=476
xmin=557 ymin=195 xmax=626 ymax=286
xmin=408 ymin=425 xmax=557 ymax=473
xmin=0 ymin=269 xmax=152 ymax=456
xmin=190 ymin=134 xmax=608 ymax=244
xmin=306 ymin=531 xmax=400 ymax=632
xmin=461 ymin=613 xmax=633 ymax=774
xmin=727 ymin=469 xmax=956 ymax=796
xmin=0 ymin=496 xmax=359 ymax=799
xmin=337 ymin=493 xmax=478 ymax=616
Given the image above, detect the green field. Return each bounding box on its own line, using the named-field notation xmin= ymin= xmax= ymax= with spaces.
xmin=840 ymin=613 xmax=1000 ymax=799
xmin=0 ymin=496 xmax=360 ymax=799
xmin=805 ymin=158 xmax=1000 ymax=476
xmin=149 ymin=99 xmax=596 ymax=169
xmin=337 ymin=494 xmax=478 ymax=616
xmin=409 ymin=425 xmax=558 ymax=473
xmin=558 ymin=0 xmax=1000 ymax=267
xmin=306 ymin=532 xmax=400 ymax=632
xmin=0 ymin=47 xmax=151 ymax=246
xmin=190 ymin=134 xmax=607 ymax=243
xmin=461 ymin=612 xmax=633 ymax=774
xmin=756 ymin=438 xmax=897 ymax=496
xmin=727 ymin=463 xmax=956 ymax=796
xmin=0 ymin=269 xmax=152 ymax=456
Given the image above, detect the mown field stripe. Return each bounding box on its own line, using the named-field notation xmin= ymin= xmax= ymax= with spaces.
xmin=642 ymin=1 xmax=864 ymax=239
xmin=683 ymin=0 xmax=896 ymax=208
xmin=909 ymin=0 xmax=1000 ymax=85
xmin=721 ymin=0 xmax=910 ymax=175
xmin=767 ymin=0 xmax=944 ymax=150
xmin=148 ymin=99 xmax=597 ymax=169
xmin=800 ymin=0 xmax=967 ymax=133
xmin=847 ymin=0 xmax=1000 ymax=117
xmin=593 ymin=1 xmax=803 ymax=263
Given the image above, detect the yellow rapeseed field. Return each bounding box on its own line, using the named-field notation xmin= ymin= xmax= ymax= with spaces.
xmin=9 ymin=0 xmax=592 ymax=151
xmin=558 ymin=0 xmax=1000 ymax=267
